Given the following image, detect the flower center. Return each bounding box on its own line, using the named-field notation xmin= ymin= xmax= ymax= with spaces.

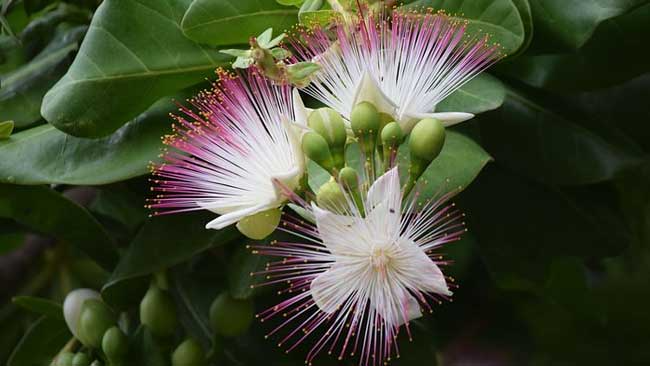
xmin=369 ymin=247 xmax=392 ymax=271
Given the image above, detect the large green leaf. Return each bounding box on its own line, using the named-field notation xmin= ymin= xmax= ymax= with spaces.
xmin=102 ymin=212 xmax=241 ymax=308
xmin=477 ymin=88 xmax=643 ymax=186
xmin=0 ymin=185 xmax=118 ymax=270
xmin=181 ymin=0 xmax=298 ymax=46
xmin=7 ymin=316 xmax=71 ymax=366
xmin=528 ymin=0 xmax=649 ymax=51
xmin=41 ymin=0 xmax=229 ymax=137
xmin=399 ymin=130 xmax=492 ymax=202
xmin=12 ymin=296 xmax=63 ymax=320
xmin=437 ymin=73 xmax=505 ymax=114
xmin=403 ymin=0 xmax=526 ymax=55
xmin=0 ymin=26 xmax=85 ymax=128
xmin=502 ymin=4 xmax=650 ymax=91
xmin=0 ymin=96 xmax=175 ymax=185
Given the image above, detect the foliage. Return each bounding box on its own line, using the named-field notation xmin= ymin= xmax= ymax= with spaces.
xmin=0 ymin=0 xmax=649 ymax=365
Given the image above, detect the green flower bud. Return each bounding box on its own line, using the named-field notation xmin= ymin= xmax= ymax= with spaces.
xmin=63 ymin=288 xmax=100 ymax=340
xmin=308 ymin=108 xmax=347 ymax=169
xmin=338 ymin=167 xmax=359 ymax=190
xmin=56 ymin=352 xmax=75 ymax=366
xmin=140 ymin=285 xmax=177 ymax=338
xmin=102 ymin=326 xmax=128 ymax=364
xmin=72 ymin=353 xmax=91 ymax=366
xmin=209 ymin=292 xmax=254 ymax=337
xmin=350 ymin=102 xmax=381 ymax=161
xmin=77 ymin=299 xmax=116 ymax=348
xmin=376 ymin=113 xmax=394 ymax=146
xmin=171 ymin=339 xmax=206 ymax=366
xmin=381 ymin=122 xmax=404 ymax=148
xmin=316 ymin=180 xmax=346 ymax=212
xmin=236 ymin=207 xmax=282 ymax=240
xmin=302 ymin=131 xmax=335 ymax=173
xmin=409 ymin=118 xmax=445 ymax=162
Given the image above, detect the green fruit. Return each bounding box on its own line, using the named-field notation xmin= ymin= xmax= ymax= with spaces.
xmin=140 ymin=285 xmax=177 ymax=338
xmin=350 ymin=102 xmax=381 ymax=137
xmin=72 ymin=353 xmax=91 ymax=366
xmin=236 ymin=208 xmax=282 ymax=240
xmin=77 ymin=299 xmax=116 ymax=348
xmin=409 ymin=118 xmax=445 ymax=163
xmin=56 ymin=352 xmax=75 ymax=366
xmin=171 ymin=339 xmax=206 ymax=366
xmin=302 ymin=131 xmax=335 ymax=173
xmin=209 ymin=292 xmax=254 ymax=337
xmin=316 ymin=180 xmax=346 ymax=212
xmin=102 ymin=326 xmax=128 ymax=363
xmin=308 ymin=108 xmax=347 ymax=148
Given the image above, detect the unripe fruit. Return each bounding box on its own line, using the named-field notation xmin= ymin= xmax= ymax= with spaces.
xmin=171 ymin=339 xmax=206 ymax=366
xmin=102 ymin=326 xmax=128 ymax=364
xmin=140 ymin=285 xmax=177 ymax=338
xmin=236 ymin=207 xmax=282 ymax=240
xmin=316 ymin=180 xmax=346 ymax=212
xmin=72 ymin=353 xmax=91 ymax=366
xmin=350 ymin=102 xmax=381 ymax=138
xmin=302 ymin=132 xmax=335 ymax=173
xmin=56 ymin=352 xmax=75 ymax=366
xmin=338 ymin=167 xmax=359 ymax=190
xmin=409 ymin=118 xmax=445 ymax=162
xmin=77 ymin=299 xmax=116 ymax=348
xmin=308 ymin=108 xmax=347 ymax=148
xmin=209 ymin=292 xmax=254 ymax=337
xmin=63 ymin=288 xmax=100 ymax=340
xmin=381 ymin=122 xmax=404 ymax=148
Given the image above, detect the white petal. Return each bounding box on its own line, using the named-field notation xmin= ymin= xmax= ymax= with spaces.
xmin=373 ymin=286 xmax=423 ymax=327
xmin=310 ymin=265 xmax=358 ymax=314
xmin=352 ymin=71 xmax=397 ymax=116
xmin=396 ymin=239 xmax=451 ymax=296
xmin=292 ymin=88 xmax=311 ymax=128
xmin=406 ymin=111 xmax=475 ymax=127
xmin=366 ymin=168 xmax=402 ymax=239
xmin=312 ymin=203 xmax=356 ymax=255
xmin=205 ymin=203 xmax=274 ymax=230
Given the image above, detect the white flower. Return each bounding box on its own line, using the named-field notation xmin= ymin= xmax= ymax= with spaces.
xmin=149 ymin=70 xmax=305 ymax=231
xmin=252 ymin=168 xmax=465 ymax=365
xmin=291 ymin=10 xmax=501 ymax=132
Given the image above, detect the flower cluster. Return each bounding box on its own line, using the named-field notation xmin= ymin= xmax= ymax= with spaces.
xmin=148 ymin=6 xmax=500 ymax=366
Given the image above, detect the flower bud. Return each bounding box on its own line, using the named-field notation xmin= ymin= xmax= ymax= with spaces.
xmin=171 ymin=339 xmax=206 ymax=366
xmin=63 ymin=289 xmax=100 ymax=340
xmin=140 ymin=284 xmax=177 ymax=338
xmin=308 ymin=108 xmax=347 ymax=169
xmin=236 ymin=207 xmax=282 ymax=240
xmin=381 ymin=122 xmax=404 ymax=171
xmin=302 ymin=131 xmax=335 ymax=173
xmin=72 ymin=353 xmax=91 ymax=366
xmin=350 ymin=102 xmax=380 ymax=161
xmin=338 ymin=167 xmax=359 ymax=190
xmin=209 ymin=292 xmax=254 ymax=337
xmin=56 ymin=352 xmax=75 ymax=366
xmin=77 ymin=299 xmax=116 ymax=348
xmin=409 ymin=118 xmax=445 ymax=162
xmin=316 ymin=180 xmax=346 ymax=212
xmin=102 ymin=326 xmax=128 ymax=364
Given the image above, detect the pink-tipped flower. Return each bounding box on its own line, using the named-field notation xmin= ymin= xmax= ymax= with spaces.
xmin=149 ymin=69 xmax=305 ymax=234
xmin=291 ymin=9 xmax=502 ymax=132
xmin=252 ymin=168 xmax=465 ymax=366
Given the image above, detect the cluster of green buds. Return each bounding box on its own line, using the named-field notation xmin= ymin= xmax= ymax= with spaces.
xmin=220 ymin=28 xmax=320 ymax=87
xmin=301 ymin=101 xmax=447 ymax=202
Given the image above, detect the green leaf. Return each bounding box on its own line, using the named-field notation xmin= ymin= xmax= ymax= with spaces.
xmin=0 ymin=120 xmax=14 ymax=139
xmin=528 ymin=0 xmax=649 ymax=51
xmin=403 ymin=0 xmax=526 ymax=55
xmin=277 ymin=0 xmax=305 ymax=6
xmin=509 ymin=0 xmax=533 ymax=56
xmin=102 ymin=212 xmax=241 ymax=308
xmin=228 ymin=244 xmax=266 ymax=300
xmin=0 ymin=26 xmax=85 ymax=128
xmin=128 ymin=327 xmax=168 ymax=366
xmin=437 ymin=73 xmax=505 ymax=114
xmin=299 ymin=10 xmax=340 ymax=26
xmin=41 ymin=0 xmax=230 ymax=137
xmin=0 ymin=185 xmax=118 ymax=271
xmin=181 ymin=0 xmax=298 ymax=46
xmin=502 ymin=4 xmax=650 ymax=91
xmin=0 ymin=96 xmax=176 ymax=185
xmin=399 ymin=130 xmax=492 ymax=202
xmin=7 ymin=316 xmax=71 ymax=366
xmin=12 ymin=296 xmax=63 ymax=319
xmin=478 ymin=88 xmax=643 ymax=185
